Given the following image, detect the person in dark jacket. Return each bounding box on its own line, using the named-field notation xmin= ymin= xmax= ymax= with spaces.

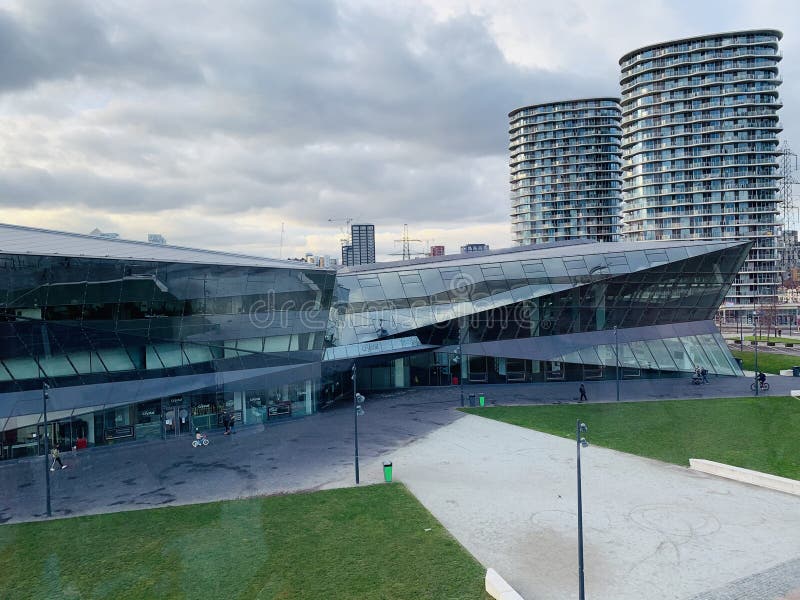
xmin=579 ymin=384 xmax=587 ymax=403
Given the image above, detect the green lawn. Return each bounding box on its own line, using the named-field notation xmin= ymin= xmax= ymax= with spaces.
xmin=462 ymin=396 xmax=800 ymax=480
xmin=731 ymin=349 xmax=800 ymax=374
xmin=0 ymin=484 xmax=488 ymax=600
xmin=726 ymin=336 xmax=799 ymax=344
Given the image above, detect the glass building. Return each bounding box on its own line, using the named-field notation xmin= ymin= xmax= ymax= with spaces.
xmin=0 ymin=224 xmax=335 ymax=460
xmin=1 ymin=224 xmax=748 ymax=461
xmin=328 ymin=238 xmax=748 ymax=390
xmin=509 ymin=98 xmax=623 ymax=245
xmin=619 ymin=30 xmax=783 ymax=309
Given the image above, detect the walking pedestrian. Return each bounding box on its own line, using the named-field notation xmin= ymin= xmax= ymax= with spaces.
xmin=579 ymin=383 xmax=587 ymax=403
xmin=50 ymin=446 xmax=67 ymax=471
xmin=222 ymin=410 xmax=230 ymax=435
xmin=229 ymin=411 xmax=236 ymax=434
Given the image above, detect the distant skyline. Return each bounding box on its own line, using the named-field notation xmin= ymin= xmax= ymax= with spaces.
xmin=1 ymin=0 xmax=798 ymax=261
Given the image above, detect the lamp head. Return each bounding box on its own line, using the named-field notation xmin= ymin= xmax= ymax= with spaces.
xmin=579 ymin=422 xmax=587 ymax=433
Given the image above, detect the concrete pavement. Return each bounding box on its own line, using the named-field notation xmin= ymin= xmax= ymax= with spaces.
xmin=389 ymin=414 xmax=800 ymax=600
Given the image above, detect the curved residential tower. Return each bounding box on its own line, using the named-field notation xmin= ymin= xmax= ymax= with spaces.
xmin=509 ymin=98 xmax=623 ymax=245
xmin=620 ymin=30 xmax=783 ymax=307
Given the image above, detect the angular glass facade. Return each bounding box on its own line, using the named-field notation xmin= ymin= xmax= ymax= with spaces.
xmin=0 ymin=225 xmax=749 ymax=461
xmin=330 ymin=239 xmax=749 ymax=389
xmin=509 ymin=98 xmax=623 ymax=244
xmin=0 ymin=225 xmax=335 ymax=460
xmin=620 ymin=30 xmax=783 ymax=306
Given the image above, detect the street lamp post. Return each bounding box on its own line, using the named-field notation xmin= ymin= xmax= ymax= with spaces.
xmin=614 ymin=326 xmax=620 ymax=402
xmin=459 ymin=325 xmax=466 ymax=407
xmin=576 ymin=419 xmax=588 ymax=600
xmin=42 ymin=382 xmax=51 ymax=518
xmin=352 ymin=363 xmax=360 ymax=484
xmin=753 ymin=312 xmax=759 ymax=397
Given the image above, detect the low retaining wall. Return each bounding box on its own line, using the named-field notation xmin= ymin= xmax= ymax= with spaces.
xmin=689 ymin=459 xmax=800 ymax=496
xmin=486 ymin=568 xmax=525 ymax=600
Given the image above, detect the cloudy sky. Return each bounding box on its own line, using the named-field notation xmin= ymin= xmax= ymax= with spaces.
xmin=1 ymin=0 xmax=798 ymax=261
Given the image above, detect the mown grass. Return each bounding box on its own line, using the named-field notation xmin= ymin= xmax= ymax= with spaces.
xmin=730 ymin=349 xmax=800 ymax=374
xmin=0 ymin=484 xmax=489 ymax=600
xmin=463 ymin=396 xmax=800 ymax=479
xmin=726 ymin=336 xmax=799 ymax=344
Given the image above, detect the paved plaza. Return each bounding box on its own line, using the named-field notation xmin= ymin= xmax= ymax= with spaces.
xmin=1 ymin=376 xmax=799 ymax=599
xmin=392 ymin=414 xmax=800 ymax=600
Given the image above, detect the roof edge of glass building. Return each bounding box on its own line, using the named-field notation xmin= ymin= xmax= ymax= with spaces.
xmin=0 ymin=222 xmax=326 ymax=270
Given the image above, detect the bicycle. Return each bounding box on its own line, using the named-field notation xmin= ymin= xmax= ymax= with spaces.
xmin=192 ymin=433 xmax=210 ymax=447
xmin=750 ymin=381 xmax=770 ymax=392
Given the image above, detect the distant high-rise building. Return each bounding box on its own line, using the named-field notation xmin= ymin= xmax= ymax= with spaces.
xmin=89 ymin=228 xmax=119 ymax=239
xmin=460 ymin=243 xmax=490 ymax=254
xmin=148 ymin=234 xmax=167 ymax=245
xmin=429 ymin=245 xmax=445 ymax=257
xmin=341 ymin=244 xmax=354 ymax=267
xmin=350 ymin=224 xmax=376 ymax=265
xmin=620 ymin=29 xmax=783 ymax=308
xmin=509 ymin=98 xmax=623 ymax=245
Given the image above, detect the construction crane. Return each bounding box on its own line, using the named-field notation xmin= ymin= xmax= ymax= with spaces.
xmin=328 ymin=217 xmax=355 ymax=247
xmin=390 ymin=224 xmax=425 ymax=260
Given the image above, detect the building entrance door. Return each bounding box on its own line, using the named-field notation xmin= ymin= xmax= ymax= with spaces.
xmin=163 ymin=398 xmax=191 ymax=437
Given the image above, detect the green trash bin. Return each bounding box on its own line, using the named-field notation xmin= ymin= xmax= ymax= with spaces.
xmin=383 ymin=461 xmax=393 ymax=483
xmin=479 ymin=394 xmax=485 ymax=407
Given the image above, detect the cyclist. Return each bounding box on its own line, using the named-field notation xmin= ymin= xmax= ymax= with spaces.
xmin=758 ymin=371 xmax=767 ymax=388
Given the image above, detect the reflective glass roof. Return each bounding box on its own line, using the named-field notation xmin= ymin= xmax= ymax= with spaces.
xmin=0 ymin=223 xmax=324 ymax=269
xmin=341 ymin=238 xmax=749 ymax=274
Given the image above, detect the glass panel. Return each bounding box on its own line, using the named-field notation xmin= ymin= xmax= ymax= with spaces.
xmin=624 ymin=250 xmax=649 ymax=272
xmin=263 ymin=335 xmax=290 ymax=352
xmin=152 ymin=344 xmax=184 ymax=368
xmin=419 ymin=269 xmax=446 ymax=297
xmin=577 ymin=346 xmax=602 ymax=365
xmin=595 ymin=344 xmax=617 ymax=368
xmin=645 ymin=339 xmax=678 ymax=371
xmin=681 ymin=335 xmax=713 ymax=373
xmin=629 ymin=340 xmax=657 ymax=371
xmin=68 ymin=351 xmax=106 ymax=374
xmin=618 ymin=343 xmax=640 ymax=368
xmin=377 ymin=272 xmax=404 ymax=300
xmin=696 ymin=333 xmax=733 ymax=375
xmin=96 ymin=348 xmax=135 ymax=371
xmin=184 ymin=344 xmax=214 ymax=364
xmin=542 ymin=258 xmax=568 ymax=278
xmin=40 ymin=355 xmax=76 ymax=377
xmin=3 ymin=357 xmax=41 ymax=380
xmin=663 ymin=338 xmax=693 ymax=372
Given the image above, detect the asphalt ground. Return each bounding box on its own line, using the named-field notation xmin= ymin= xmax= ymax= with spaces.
xmin=1 ymin=375 xmax=798 ymax=524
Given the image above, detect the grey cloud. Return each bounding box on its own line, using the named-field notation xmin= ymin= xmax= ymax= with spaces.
xmin=0 ymin=0 xmax=202 ymax=92
xmin=3 ymin=0 xmax=792 ymax=259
